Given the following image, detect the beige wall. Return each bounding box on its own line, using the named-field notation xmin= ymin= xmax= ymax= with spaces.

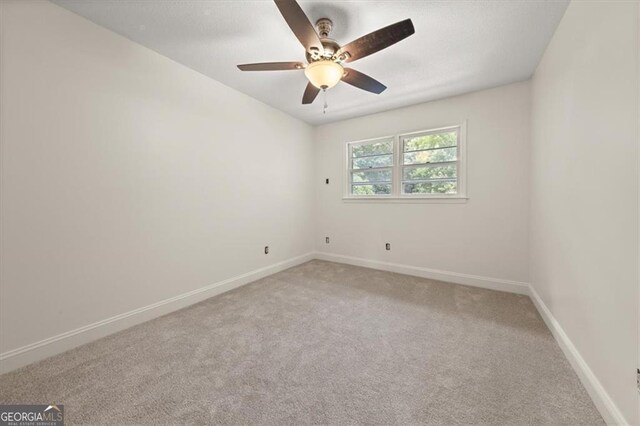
xmin=0 ymin=0 xmax=314 ymax=355
xmin=530 ymin=1 xmax=639 ymax=424
xmin=314 ymin=82 xmax=531 ymax=286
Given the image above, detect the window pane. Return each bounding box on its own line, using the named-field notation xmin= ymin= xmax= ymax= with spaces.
xmin=352 ymin=169 xmax=392 ymax=183
xmin=403 ymin=131 xmax=457 ymax=152
xmin=403 ymin=181 xmax=457 ymax=194
xmin=403 ymin=164 xmax=456 ymax=181
xmin=353 ymin=154 xmax=393 ymax=169
xmin=403 ymin=147 xmax=456 ymax=165
xmin=351 ymin=184 xmax=392 ymax=195
xmin=351 ymin=140 xmax=393 ymax=157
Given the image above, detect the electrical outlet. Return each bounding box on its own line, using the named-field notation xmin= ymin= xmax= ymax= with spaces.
xmin=325 ymin=237 xmax=330 ymax=244
xmin=385 ymin=243 xmax=391 ymax=251
xmin=264 ymin=246 xmax=269 ymax=254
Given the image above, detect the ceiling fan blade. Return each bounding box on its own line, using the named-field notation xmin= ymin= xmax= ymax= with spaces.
xmin=237 ymin=62 xmax=304 ymax=71
xmin=336 ymin=19 xmax=415 ymax=64
xmin=342 ymin=68 xmax=387 ymax=94
xmin=302 ymin=82 xmax=320 ymax=104
xmin=274 ymin=0 xmax=324 ymax=55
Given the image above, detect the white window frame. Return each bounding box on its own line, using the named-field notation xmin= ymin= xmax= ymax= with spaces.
xmin=343 ymin=121 xmax=467 ymax=203
xmin=345 ymin=135 xmax=396 ymax=199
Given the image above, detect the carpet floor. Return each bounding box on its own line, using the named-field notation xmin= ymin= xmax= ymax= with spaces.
xmin=0 ymin=260 xmax=603 ymax=425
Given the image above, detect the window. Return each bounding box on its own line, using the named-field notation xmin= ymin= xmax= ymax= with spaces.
xmin=348 ymin=137 xmax=394 ymax=196
xmin=345 ymin=124 xmax=466 ymax=200
xmin=401 ymin=129 xmax=459 ymax=195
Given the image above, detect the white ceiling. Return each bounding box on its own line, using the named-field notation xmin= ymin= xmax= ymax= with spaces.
xmin=51 ymin=0 xmax=568 ymax=126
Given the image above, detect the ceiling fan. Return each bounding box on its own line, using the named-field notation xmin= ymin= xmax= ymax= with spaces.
xmin=237 ymin=0 xmax=415 ymax=105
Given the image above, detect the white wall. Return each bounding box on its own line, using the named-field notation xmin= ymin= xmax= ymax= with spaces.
xmin=0 ymin=0 xmax=314 ymax=360
xmin=314 ymin=82 xmax=531 ymax=288
xmin=1 ymin=2 xmax=638 ymax=423
xmin=529 ymin=1 xmax=638 ymax=424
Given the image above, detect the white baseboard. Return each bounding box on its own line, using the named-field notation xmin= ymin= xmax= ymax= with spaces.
xmin=314 ymin=252 xmax=529 ymax=295
xmin=528 ymin=285 xmax=627 ymax=425
xmin=0 ymin=251 xmax=627 ymax=426
xmin=0 ymin=252 xmax=315 ymax=375
xmin=317 ymin=251 xmax=626 ymax=424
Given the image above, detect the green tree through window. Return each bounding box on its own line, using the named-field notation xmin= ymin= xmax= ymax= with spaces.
xmin=346 ymin=127 xmax=463 ymax=198
xmin=402 ymin=131 xmax=458 ymax=194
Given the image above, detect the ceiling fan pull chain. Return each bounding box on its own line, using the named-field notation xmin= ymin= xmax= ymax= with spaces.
xmin=323 ymin=88 xmax=328 ymax=114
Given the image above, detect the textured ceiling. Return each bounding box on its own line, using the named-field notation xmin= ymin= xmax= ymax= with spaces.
xmin=51 ymin=0 xmax=568 ymax=125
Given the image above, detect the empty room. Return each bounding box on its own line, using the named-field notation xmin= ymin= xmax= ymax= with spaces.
xmin=0 ymin=0 xmax=638 ymax=424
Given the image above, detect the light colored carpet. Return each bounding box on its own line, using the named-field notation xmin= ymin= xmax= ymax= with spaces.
xmin=0 ymin=260 xmax=603 ymax=425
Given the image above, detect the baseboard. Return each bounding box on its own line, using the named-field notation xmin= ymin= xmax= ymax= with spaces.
xmin=0 ymin=252 xmax=315 ymax=375
xmin=316 ymin=251 xmax=625 ymax=424
xmin=528 ymin=285 xmax=627 ymax=425
xmin=1 ymin=251 xmax=626 ymax=426
xmin=314 ymin=252 xmax=529 ymax=295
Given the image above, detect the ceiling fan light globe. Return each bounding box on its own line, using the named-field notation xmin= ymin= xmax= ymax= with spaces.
xmin=304 ymin=61 xmax=343 ymax=90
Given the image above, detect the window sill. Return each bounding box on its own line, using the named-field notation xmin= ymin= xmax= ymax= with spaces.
xmin=342 ymin=197 xmax=468 ymax=204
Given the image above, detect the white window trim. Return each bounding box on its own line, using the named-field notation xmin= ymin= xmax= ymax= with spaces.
xmin=343 ymin=121 xmax=468 ymax=202
xmin=345 ymin=135 xmax=395 ymax=199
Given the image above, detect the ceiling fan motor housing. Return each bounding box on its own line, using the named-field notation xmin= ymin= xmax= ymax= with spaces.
xmin=306 ymin=38 xmax=340 ymax=62
xmin=305 ymin=18 xmax=341 ymax=62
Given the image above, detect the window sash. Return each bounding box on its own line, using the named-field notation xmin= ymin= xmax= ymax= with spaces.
xmin=403 ymin=145 xmax=456 ymax=154
xmin=402 ymin=161 xmax=457 ymax=169
xmin=349 ymin=167 xmax=393 ymax=192
xmin=349 ymin=166 xmax=392 ymax=172
xmin=400 ymin=129 xmax=459 ymax=196
xmin=402 ymin=177 xmax=457 ymax=184
xmin=351 ymin=154 xmax=394 ymax=170
xmin=402 ymin=149 xmax=458 ymax=166
xmin=352 ymin=181 xmax=393 ymax=186
xmin=351 ymin=151 xmax=393 ymax=159
xmin=345 ymin=125 xmax=465 ymax=199
xmin=400 ymin=129 xmax=459 ymax=152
